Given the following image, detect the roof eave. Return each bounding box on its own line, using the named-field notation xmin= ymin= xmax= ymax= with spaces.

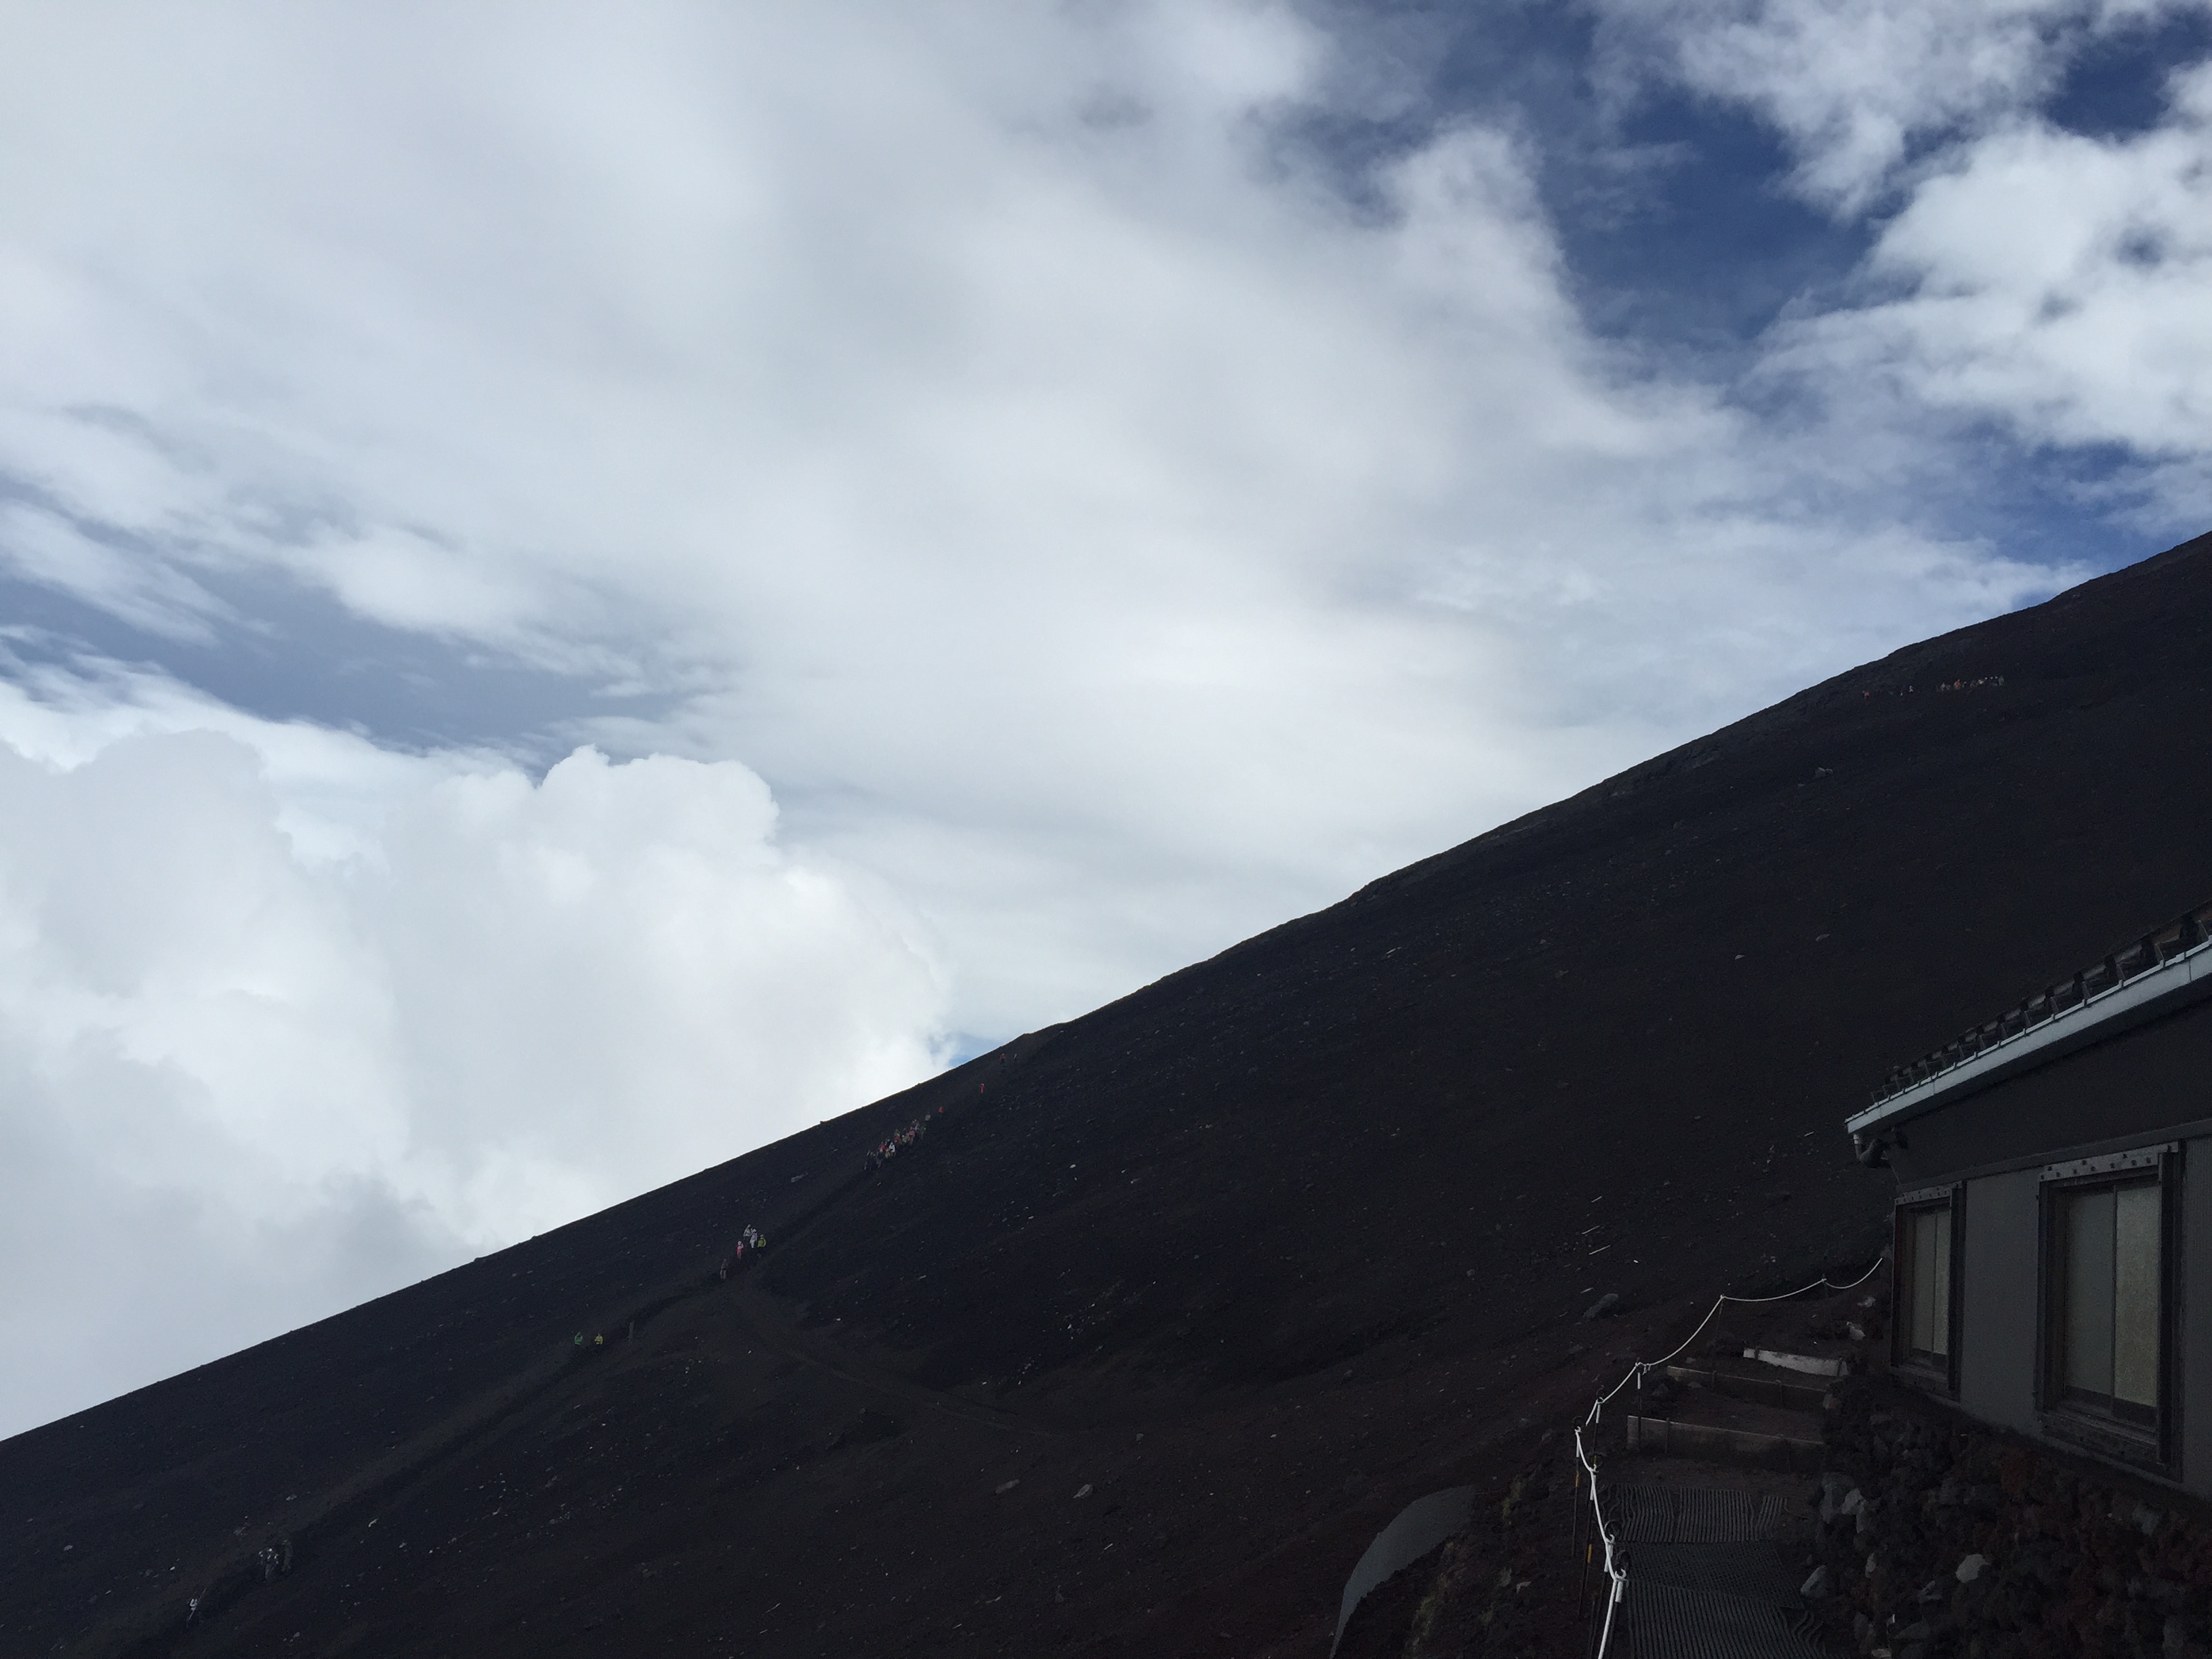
xmin=1847 ymin=943 xmax=2212 ymax=1142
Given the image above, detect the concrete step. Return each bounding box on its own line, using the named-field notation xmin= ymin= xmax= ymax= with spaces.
xmin=1742 ymin=1347 xmax=1849 ymax=1379
xmin=1655 ymin=1389 xmax=1822 ymax=1440
xmin=1623 ymin=1412 xmax=1822 ymax=1473
xmin=1664 ymin=1364 xmax=1829 ymax=1414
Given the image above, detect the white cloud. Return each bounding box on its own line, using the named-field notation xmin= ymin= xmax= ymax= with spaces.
xmin=1599 ymin=0 xmax=2205 ymax=210
xmin=0 ymin=499 xmax=228 ymax=642
xmin=1781 ymin=62 xmax=2212 ymax=472
xmin=0 ymin=670 xmax=945 ymax=1435
xmin=1589 ymin=1 xmax=2212 ymax=529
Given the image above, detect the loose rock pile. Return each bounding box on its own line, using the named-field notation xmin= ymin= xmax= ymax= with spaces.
xmin=1817 ymin=1380 xmax=2212 ymax=1658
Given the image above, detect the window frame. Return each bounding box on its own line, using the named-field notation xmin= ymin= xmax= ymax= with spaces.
xmin=1891 ymin=1183 xmax=1964 ymax=1395
xmin=2036 ymin=1143 xmax=2181 ymax=1473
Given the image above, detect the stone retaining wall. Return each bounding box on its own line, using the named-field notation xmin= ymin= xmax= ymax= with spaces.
xmin=1816 ymin=1378 xmax=2212 ymax=1658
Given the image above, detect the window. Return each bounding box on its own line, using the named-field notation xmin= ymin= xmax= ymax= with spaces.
xmin=2051 ymin=1177 xmax=2163 ymax=1429
xmin=1894 ymin=1191 xmax=1959 ymax=1385
xmin=2039 ymin=1145 xmax=2175 ymax=1465
xmin=1902 ymin=1204 xmax=1953 ymax=1365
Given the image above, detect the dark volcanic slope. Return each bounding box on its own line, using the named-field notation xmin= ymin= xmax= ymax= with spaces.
xmin=8 ymin=532 xmax=2212 ymax=1658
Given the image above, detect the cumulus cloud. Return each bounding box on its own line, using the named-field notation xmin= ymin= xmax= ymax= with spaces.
xmin=0 ymin=668 xmax=945 ymax=1435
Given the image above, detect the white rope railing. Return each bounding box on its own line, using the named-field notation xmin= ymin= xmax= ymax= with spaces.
xmin=1570 ymin=1255 xmax=1885 ymax=1658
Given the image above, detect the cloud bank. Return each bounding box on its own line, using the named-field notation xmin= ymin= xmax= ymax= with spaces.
xmin=0 ymin=670 xmax=942 ymax=1434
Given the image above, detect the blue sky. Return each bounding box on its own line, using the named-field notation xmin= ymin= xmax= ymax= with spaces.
xmin=1 ymin=0 xmax=2207 ymax=1435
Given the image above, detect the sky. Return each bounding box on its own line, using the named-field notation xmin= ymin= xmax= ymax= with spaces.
xmin=1 ymin=0 xmax=2209 ymax=1437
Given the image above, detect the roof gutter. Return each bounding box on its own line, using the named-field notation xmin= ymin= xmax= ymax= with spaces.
xmin=1847 ymin=938 xmax=2212 ymax=1142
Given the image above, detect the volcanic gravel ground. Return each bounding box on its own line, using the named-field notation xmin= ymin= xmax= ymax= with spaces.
xmin=7 ymin=530 xmax=2212 ymax=1656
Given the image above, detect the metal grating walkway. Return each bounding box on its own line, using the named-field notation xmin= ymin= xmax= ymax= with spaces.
xmin=1620 ymin=1581 xmax=1830 ymax=1659
xmin=1602 ymin=1487 xmax=1830 ymax=1658
xmin=1607 ymin=1485 xmax=1786 ymax=1544
xmin=1624 ymin=1541 xmax=1805 ymax=1607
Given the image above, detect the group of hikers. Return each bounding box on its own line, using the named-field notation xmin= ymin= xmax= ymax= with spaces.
xmin=554 ymin=1092 xmax=985 ymax=1367
xmin=566 ymin=1095 xmax=978 ymax=1354
xmin=720 ymin=1221 xmax=767 ymax=1279
xmin=865 ymin=1104 xmax=945 ymax=1170
xmin=1865 ymin=674 xmax=2006 ymax=698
